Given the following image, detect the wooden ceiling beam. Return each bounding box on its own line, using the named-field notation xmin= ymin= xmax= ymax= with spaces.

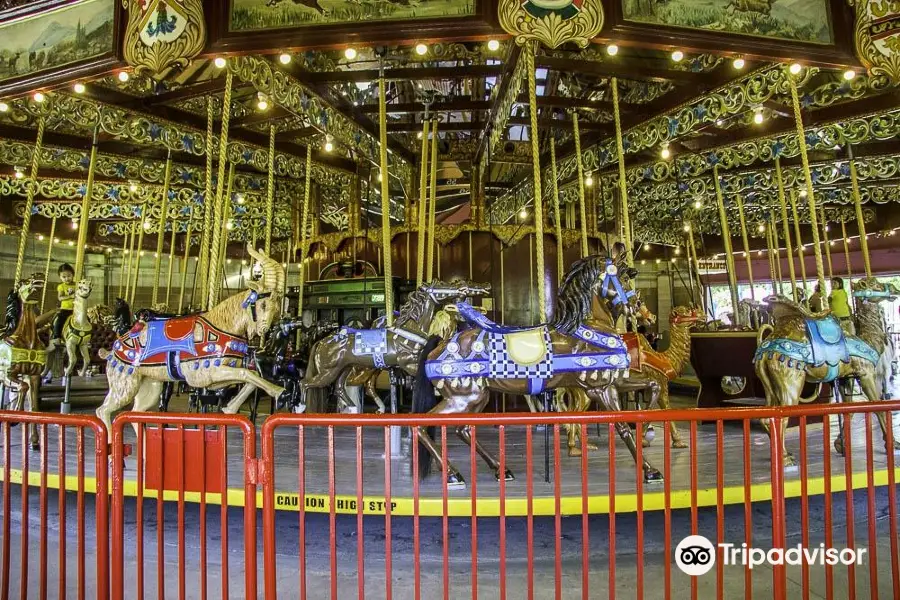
xmin=386 ymin=116 xmax=609 ymax=133
xmin=357 ymin=94 xmax=618 ymax=115
xmin=535 ymin=55 xmax=711 ymax=85
xmin=303 ymin=64 xmax=505 ymax=84
xmin=231 ymin=106 xmax=293 ymax=130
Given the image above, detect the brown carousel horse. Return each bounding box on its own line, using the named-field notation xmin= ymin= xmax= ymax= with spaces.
xmin=413 ymin=250 xmax=664 ymax=487
xmin=95 ymin=246 xmax=287 ymax=434
xmin=299 ymin=280 xmax=490 ymax=410
xmin=754 ymin=278 xmax=900 ymax=467
xmin=0 ymin=274 xmax=54 ymax=449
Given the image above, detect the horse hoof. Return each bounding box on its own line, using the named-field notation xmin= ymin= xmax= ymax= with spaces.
xmin=567 ymin=446 xmax=582 ymax=457
xmin=784 ymin=454 xmax=798 ymax=468
xmin=641 ymin=439 xmax=651 ymax=448
xmin=834 ymin=439 xmax=845 ymax=456
xmin=643 ymin=468 xmax=663 ymax=483
xmin=672 ymin=440 xmax=689 ymax=449
xmin=447 ymin=472 xmax=466 ymax=490
xmin=495 ymin=469 xmax=514 ymax=482
xmin=31 ymin=441 xmax=40 ymax=451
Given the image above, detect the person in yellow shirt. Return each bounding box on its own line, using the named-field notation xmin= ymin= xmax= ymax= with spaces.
xmin=51 ymin=263 xmax=76 ymax=343
xmin=829 ymin=277 xmax=854 ymax=334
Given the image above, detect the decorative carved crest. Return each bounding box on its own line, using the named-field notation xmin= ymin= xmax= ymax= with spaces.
xmin=498 ymin=0 xmax=604 ymax=49
xmin=849 ymin=0 xmax=900 ymax=83
xmin=122 ymin=0 xmax=206 ymax=78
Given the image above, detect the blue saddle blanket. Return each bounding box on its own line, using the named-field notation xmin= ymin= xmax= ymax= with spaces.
xmin=350 ymin=328 xmax=388 ymax=356
xmin=805 ymin=316 xmax=848 ymax=366
xmin=139 ymin=319 xmax=196 ymax=362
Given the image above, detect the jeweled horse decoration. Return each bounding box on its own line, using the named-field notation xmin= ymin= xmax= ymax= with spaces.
xmin=96 ymin=246 xmax=287 ymax=433
xmin=754 ymin=278 xmax=900 ymax=466
xmin=45 ymin=279 xmax=96 ymax=380
xmin=0 ymin=274 xmax=51 ymax=449
xmin=413 ymin=252 xmax=664 ymax=487
xmin=300 ymin=280 xmax=491 ymax=410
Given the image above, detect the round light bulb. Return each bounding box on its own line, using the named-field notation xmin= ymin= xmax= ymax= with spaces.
xmin=644 ymin=243 xmax=651 ymax=251
xmin=37 ymin=234 xmax=44 ymax=241
xmin=225 ymin=220 xmax=234 ymax=231
xmin=715 ymin=119 xmax=723 ymax=126
xmin=799 ymin=189 xmax=808 ymax=198
xmin=606 ymin=44 xmax=619 ymax=56
xmin=415 ymin=43 xmax=428 ymax=56
xmin=757 ymin=223 xmax=765 ymax=232
xmin=54 ymin=238 xmax=60 ymax=244
xmin=14 ymin=168 xmax=24 ymax=179
xmin=733 ymin=57 xmax=745 ymax=69
xmin=214 ymin=57 xmax=227 ymax=69
xmin=417 ymin=131 xmax=423 ymax=139
xmin=236 ymin=194 xmax=245 ymax=204
xmin=117 ymin=71 xmax=130 ymax=82
xmin=226 ymin=259 xmax=232 ymax=265
xmin=661 ymin=145 xmax=671 ymax=159
xmin=671 ymin=50 xmax=684 ymax=62
xmin=0 ymin=102 xmax=8 ymax=112
xmin=143 ymin=220 xmax=152 ymax=230
xmin=279 ymin=53 xmax=292 ymax=65
xmin=656 ymin=258 xmax=661 ymax=264
xmin=68 ymin=241 xmax=74 ymax=247
xmin=33 ymin=92 xmax=45 ymax=103
xmin=324 ymin=141 xmax=334 ymax=152
xmin=257 ymin=98 xmax=269 ymax=111
xmin=674 ymin=247 xmax=681 ymax=255
xmin=753 ymin=110 xmax=764 ymax=124
xmin=519 ymin=208 xmax=527 ymax=219
xmin=585 ymin=174 xmax=593 ymax=187
xmin=71 ymin=220 xmax=78 ymax=230
xmin=129 ymin=182 xmax=137 ymax=192
xmin=641 ymin=259 xmax=647 ymax=265
xmin=487 ymin=39 xmax=500 ymax=52
xmin=843 ymin=69 xmax=856 ymax=81
xmin=693 ymin=200 xmax=703 ymax=209
xmin=789 ymin=62 xmax=802 ymax=75
xmin=344 ymin=48 xmax=357 ymax=60
xmin=377 ymin=172 xmax=383 ymax=182
xmin=683 ymin=224 xmax=691 ymax=232
xmin=757 ymin=250 xmax=763 ymax=256
xmin=73 ymin=83 xmax=86 ymax=94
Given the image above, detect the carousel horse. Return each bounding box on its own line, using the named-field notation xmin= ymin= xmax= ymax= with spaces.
xmin=111 ymin=297 xmax=134 ymax=335
xmin=754 ymin=278 xmax=900 ymax=466
xmin=563 ymin=305 xmax=705 ymax=452
xmin=413 ymin=251 xmax=664 ymax=487
xmin=44 ymin=279 xmax=96 ymax=380
xmin=299 ymin=280 xmax=491 ymax=408
xmin=338 ymin=308 xmax=458 ymax=413
xmin=738 ymin=298 xmax=771 ymax=330
xmin=0 ymin=275 xmax=53 ymax=449
xmin=95 ymin=245 xmax=287 ymax=434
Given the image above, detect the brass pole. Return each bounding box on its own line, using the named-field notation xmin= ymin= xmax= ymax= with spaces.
xmin=214 ymin=166 xmax=236 ymax=301
xmin=848 ymin=144 xmax=871 ymax=277
xmin=572 ymin=113 xmax=589 ymax=257
xmin=686 ymin=223 xmax=705 ymax=313
xmin=129 ymin=205 xmax=149 ymax=306
xmin=297 ymin=145 xmax=313 ymax=318
xmin=14 ymin=116 xmax=46 ymax=284
xmin=765 ymin=225 xmax=776 ymax=289
xmin=775 ymin=159 xmax=798 ymax=301
xmin=611 ymin=77 xmax=634 ymax=266
xmin=712 ymin=165 xmax=740 ymax=324
xmin=178 ymin=216 xmax=194 ymax=311
xmin=207 ymin=70 xmax=234 ymax=310
xmin=118 ymin=225 xmax=130 ymax=299
xmin=198 ymin=97 xmax=216 ymax=306
xmin=820 ymin=206 xmax=833 ymax=278
xmin=550 ymin=137 xmax=564 ymax=284
xmin=415 ymin=120 xmax=430 ymax=287
xmin=842 ymin=219 xmax=853 ymax=277
xmin=264 ymin=124 xmax=276 ymax=254
xmin=770 ymin=211 xmax=783 ymax=294
xmin=39 ymin=217 xmax=57 ymax=313
xmin=151 ymin=153 xmax=173 ymax=305
xmin=125 ymin=220 xmax=138 ymax=302
xmin=73 ymin=127 xmax=98 ymax=283
xmin=525 ymin=41 xmax=547 ymax=321
xmin=426 ymin=119 xmax=439 ymax=282
xmin=165 ymin=223 xmax=177 ymax=308
xmin=378 ymin=61 xmax=394 ymax=325
xmin=788 ymin=73 xmax=827 ymax=306
xmin=789 ymin=190 xmax=808 ymax=296
xmin=734 ymin=193 xmax=755 ymax=300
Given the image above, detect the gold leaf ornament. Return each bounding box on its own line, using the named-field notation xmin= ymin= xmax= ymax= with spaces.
xmin=122 ymin=0 xmax=207 ymax=78
xmin=499 ymin=0 xmax=604 ymax=49
xmin=848 ymin=0 xmax=900 ymax=83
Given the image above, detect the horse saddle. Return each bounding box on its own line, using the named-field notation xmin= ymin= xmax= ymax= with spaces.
xmin=350 ymin=328 xmax=387 ymax=355
xmin=503 ymin=329 xmax=549 ymax=366
xmin=455 ymin=302 xmax=544 ymax=335
xmin=804 ymin=316 xmax=848 ymax=367
xmin=138 ymin=317 xmax=198 ymax=361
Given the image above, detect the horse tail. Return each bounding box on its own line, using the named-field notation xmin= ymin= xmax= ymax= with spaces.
xmin=412 ymin=335 xmax=442 ymax=479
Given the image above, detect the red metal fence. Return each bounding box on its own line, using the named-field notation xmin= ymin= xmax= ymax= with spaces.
xmin=0 ymin=410 xmax=108 ymax=600
xmin=0 ymin=402 xmax=899 ymax=599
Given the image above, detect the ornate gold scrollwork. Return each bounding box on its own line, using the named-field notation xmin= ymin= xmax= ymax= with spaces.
xmin=122 ymin=0 xmax=207 ymax=78
xmin=499 ymin=0 xmax=604 ymax=49
xmin=849 ymin=0 xmax=900 ymax=83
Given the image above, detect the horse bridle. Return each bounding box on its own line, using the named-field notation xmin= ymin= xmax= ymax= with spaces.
xmin=600 ymin=259 xmax=636 ymax=307
xmin=242 ymin=290 xmax=273 ymax=322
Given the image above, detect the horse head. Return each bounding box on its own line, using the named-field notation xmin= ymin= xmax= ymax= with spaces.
xmin=670 ymin=305 xmax=706 ymax=326
xmin=853 ymin=277 xmax=900 ymax=303
xmin=593 ymin=249 xmax=640 ymax=324
xmin=112 ymin=297 xmax=133 ymax=335
xmin=74 ymin=278 xmax=93 ymax=300
xmin=244 ymin=245 xmax=286 ymax=340
xmin=17 ymin=273 xmax=44 ymax=305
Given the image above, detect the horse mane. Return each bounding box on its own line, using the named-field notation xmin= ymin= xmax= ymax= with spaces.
xmin=397 ymin=285 xmax=432 ymax=325
xmin=550 ymin=256 xmax=604 ymax=333
xmin=3 ymin=288 xmax=21 ymax=336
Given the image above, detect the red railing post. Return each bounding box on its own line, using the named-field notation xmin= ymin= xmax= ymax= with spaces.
xmin=768 ymin=415 xmax=787 ymax=600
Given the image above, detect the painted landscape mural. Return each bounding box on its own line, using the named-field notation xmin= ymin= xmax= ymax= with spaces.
xmin=622 ymin=0 xmax=833 ymax=44
xmin=230 ymin=0 xmax=476 ymax=31
xmin=0 ymin=0 xmax=116 ymax=82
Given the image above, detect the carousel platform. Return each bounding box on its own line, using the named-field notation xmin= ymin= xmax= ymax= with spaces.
xmin=2 ymin=384 xmax=898 ymax=517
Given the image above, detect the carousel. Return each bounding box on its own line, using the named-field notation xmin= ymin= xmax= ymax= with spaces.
xmin=0 ymin=0 xmax=898 ymax=521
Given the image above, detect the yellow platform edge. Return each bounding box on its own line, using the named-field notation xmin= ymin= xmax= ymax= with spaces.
xmin=2 ymin=465 xmax=898 ymax=517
